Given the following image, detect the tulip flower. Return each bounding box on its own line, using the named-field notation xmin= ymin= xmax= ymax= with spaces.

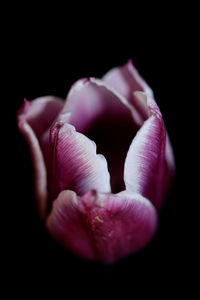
xmin=17 ymin=60 xmax=175 ymax=263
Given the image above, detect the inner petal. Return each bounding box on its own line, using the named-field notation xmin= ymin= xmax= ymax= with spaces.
xmin=83 ymin=111 xmax=138 ymax=193
xmin=60 ymin=78 xmax=140 ymax=194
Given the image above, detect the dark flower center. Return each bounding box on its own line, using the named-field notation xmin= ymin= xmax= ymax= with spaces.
xmin=84 ymin=111 xmax=138 ymax=193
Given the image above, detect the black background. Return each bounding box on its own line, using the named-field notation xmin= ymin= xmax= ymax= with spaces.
xmin=5 ymin=5 xmax=198 ymax=297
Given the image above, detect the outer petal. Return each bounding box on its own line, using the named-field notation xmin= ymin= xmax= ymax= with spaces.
xmin=48 ymin=120 xmax=111 ymax=201
xmin=46 ymin=189 xmax=157 ymax=263
xmin=18 ymin=96 xmax=64 ymax=138
xmin=165 ymin=133 xmax=176 ymax=180
xmin=17 ymin=96 xmax=64 ymax=218
xmin=102 ymin=59 xmax=153 ymax=125
xmin=124 ymin=92 xmax=166 ymax=210
xmin=17 ymin=118 xmax=47 ymax=219
xmin=103 ymin=61 xmax=175 ymax=183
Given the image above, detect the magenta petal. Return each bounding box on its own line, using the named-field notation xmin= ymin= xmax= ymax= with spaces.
xmin=46 ymin=189 xmax=157 ymax=263
xmin=48 ymin=121 xmax=111 ymax=200
xmin=103 ymin=61 xmax=175 ymax=185
xmin=103 ymin=60 xmax=153 ymax=125
xmin=17 ymin=117 xmax=48 ymax=219
xmin=17 ymin=96 xmax=64 ymax=218
xmin=18 ymin=96 xmax=64 ymax=138
xmin=124 ymin=93 xmax=166 ymax=210
xmin=103 ymin=59 xmax=153 ymax=97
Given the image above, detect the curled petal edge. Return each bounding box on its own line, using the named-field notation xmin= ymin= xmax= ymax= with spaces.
xmin=61 ymin=77 xmax=141 ymax=131
xmin=17 ymin=96 xmax=64 ymax=219
xmin=102 ymin=60 xmax=175 ymax=185
xmin=48 ymin=120 xmax=111 ymax=200
xmin=17 ymin=118 xmax=48 ymax=219
xmin=102 ymin=60 xmax=153 ymax=125
xmin=18 ymin=96 xmax=64 ymax=137
xmin=124 ymin=114 xmax=166 ymax=210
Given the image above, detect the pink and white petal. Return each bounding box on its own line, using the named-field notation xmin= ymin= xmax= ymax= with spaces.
xmin=17 ymin=118 xmax=48 ymax=219
xmin=61 ymin=77 xmax=140 ymax=132
xmin=103 ymin=60 xmax=175 ymax=190
xmin=165 ymin=133 xmax=176 ymax=178
xmin=18 ymin=96 xmax=64 ymax=138
xmin=133 ymin=92 xmax=175 ymax=194
xmin=46 ymin=189 xmax=157 ymax=263
xmin=103 ymin=59 xmax=153 ymax=97
xmin=124 ymin=103 xmax=166 ymax=210
xmin=49 ymin=121 xmax=111 ymax=200
xmin=163 ymin=133 xmax=176 ymax=196
xmin=102 ymin=60 xmax=154 ymax=124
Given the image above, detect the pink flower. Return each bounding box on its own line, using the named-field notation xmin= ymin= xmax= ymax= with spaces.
xmin=17 ymin=60 xmax=175 ymax=263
